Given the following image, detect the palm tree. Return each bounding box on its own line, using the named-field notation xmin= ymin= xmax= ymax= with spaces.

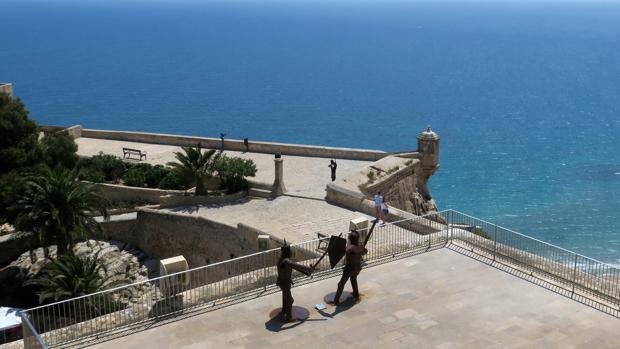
xmin=168 ymin=143 xmax=220 ymax=196
xmin=24 ymin=251 xmax=118 ymax=303
xmin=14 ymin=167 xmax=105 ymax=256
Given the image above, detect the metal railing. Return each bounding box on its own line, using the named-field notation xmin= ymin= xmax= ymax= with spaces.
xmin=446 ymin=210 xmax=620 ymax=313
xmin=10 ymin=209 xmax=620 ymax=348
xmin=19 ymin=313 xmax=47 ymax=349
xmin=17 ymin=212 xmax=448 ymax=348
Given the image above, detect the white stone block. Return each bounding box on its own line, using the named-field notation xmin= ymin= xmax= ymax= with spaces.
xmin=349 ymin=217 xmax=369 ymax=232
xmin=159 ymin=255 xmax=190 ymax=293
xmin=258 ymin=235 xmax=271 ymax=250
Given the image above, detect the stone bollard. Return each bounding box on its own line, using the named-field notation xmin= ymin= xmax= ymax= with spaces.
xmin=272 ymin=153 xmax=287 ymax=197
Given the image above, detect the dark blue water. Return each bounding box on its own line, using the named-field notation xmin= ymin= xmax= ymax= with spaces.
xmin=1 ymin=0 xmax=619 ymax=264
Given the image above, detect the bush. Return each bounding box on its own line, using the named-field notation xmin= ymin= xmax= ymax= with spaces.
xmin=473 ymin=227 xmax=492 ymax=240
xmin=144 ymin=165 xmax=170 ymax=188
xmin=0 ymin=93 xmax=41 ymax=172
xmin=123 ymin=168 xmax=146 ymax=187
xmin=214 ymin=156 xmax=257 ymax=193
xmin=366 ymin=170 xmax=376 ymax=183
xmin=90 ymin=153 xmax=126 ymax=182
xmin=24 ymin=251 xmax=127 ymax=305
xmin=41 ymin=131 xmax=79 ymax=169
xmin=0 ymin=170 xmax=28 ymax=224
xmin=79 ymin=167 xmax=105 ymax=183
xmin=158 ymin=170 xmax=187 ymax=190
xmin=126 ymin=162 xmax=153 ymax=172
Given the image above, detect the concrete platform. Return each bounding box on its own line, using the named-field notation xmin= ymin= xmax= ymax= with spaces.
xmin=90 ymin=248 xmax=619 ymax=349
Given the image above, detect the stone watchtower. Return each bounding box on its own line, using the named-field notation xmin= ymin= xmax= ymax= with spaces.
xmin=0 ymin=83 xmax=13 ymax=97
xmin=417 ymin=127 xmax=440 ymax=200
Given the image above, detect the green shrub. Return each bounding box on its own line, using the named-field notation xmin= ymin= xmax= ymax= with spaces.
xmin=24 ymin=251 xmax=127 ymax=305
xmin=0 ymin=93 xmax=41 ymax=172
xmin=123 ymin=168 xmax=146 ymax=187
xmin=366 ymin=170 xmax=376 ymax=183
xmin=126 ymin=162 xmax=153 ymax=172
xmin=79 ymin=167 xmax=105 ymax=183
xmin=473 ymin=227 xmax=492 ymax=240
xmin=41 ymin=131 xmax=79 ymax=169
xmin=90 ymin=153 xmax=126 ymax=182
xmin=158 ymin=170 xmax=187 ymax=190
xmin=214 ymin=156 xmax=257 ymax=193
xmin=144 ymin=165 xmax=170 ymax=188
xmin=387 ymin=166 xmax=400 ymax=174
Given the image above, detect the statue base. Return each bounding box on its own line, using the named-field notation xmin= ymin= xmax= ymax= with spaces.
xmin=269 ymin=306 xmax=310 ymax=323
xmin=323 ymin=291 xmax=354 ymax=305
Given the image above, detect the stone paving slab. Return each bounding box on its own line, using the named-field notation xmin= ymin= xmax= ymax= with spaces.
xmin=163 ymin=196 xmax=371 ymax=243
xmin=90 ymin=248 xmax=619 ymax=349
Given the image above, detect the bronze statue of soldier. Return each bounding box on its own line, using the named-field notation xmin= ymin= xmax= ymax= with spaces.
xmin=332 ymin=230 xmax=367 ymax=305
xmin=276 ymin=243 xmax=314 ymax=322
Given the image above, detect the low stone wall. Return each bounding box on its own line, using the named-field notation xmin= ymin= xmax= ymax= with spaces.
xmin=37 ymin=125 xmax=66 ymax=135
xmin=37 ymin=124 xmax=82 ymax=139
xmin=325 ymin=183 xmax=440 ymax=235
xmin=78 ymin=128 xmax=387 ymax=161
xmin=102 ymin=209 xmax=283 ymax=268
xmin=158 ymin=191 xmax=246 ymax=209
xmin=65 ymin=125 xmax=83 ymax=139
xmin=94 ymin=183 xmax=188 ymax=204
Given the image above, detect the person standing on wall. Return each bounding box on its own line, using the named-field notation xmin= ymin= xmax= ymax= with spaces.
xmin=328 ymin=160 xmax=337 ymax=181
xmin=374 ymin=191 xmax=382 ymax=220
xmin=219 ymin=133 xmax=226 ymax=153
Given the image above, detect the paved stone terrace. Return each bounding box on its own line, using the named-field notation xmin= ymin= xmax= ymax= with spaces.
xmin=76 ymin=137 xmax=368 ymax=199
xmin=90 ymin=248 xmax=619 ymax=349
xmin=77 ymin=137 xmax=374 ymax=242
xmin=163 ymin=196 xmax=371 ymax=243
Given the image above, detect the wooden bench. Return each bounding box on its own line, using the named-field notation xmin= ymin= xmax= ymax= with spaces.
xmin=122 ymin=147 xmax=146 ymax=161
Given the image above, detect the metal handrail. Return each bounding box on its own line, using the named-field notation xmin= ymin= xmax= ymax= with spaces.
xmin=20 ymin=211 xmax=447 ymax=347
xmin=445 ymin=209 xmax=618 ymax=268
xmin=17 ymin=209 xmax=619 ymax=347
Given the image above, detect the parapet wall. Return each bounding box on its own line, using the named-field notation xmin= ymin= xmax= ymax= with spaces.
xmin=102 ymin=209 xmax=282 ymax=268
xmin=325 ymin=183 xmax=440 ymax=234
xmin=95 ymin=183 xmax=187 ymax=204
xmin=78 ymin=128 xmax=387 ymax=161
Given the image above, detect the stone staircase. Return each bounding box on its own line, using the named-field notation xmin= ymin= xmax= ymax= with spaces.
xmin=248 ymin=181 xmax=274 ymax=199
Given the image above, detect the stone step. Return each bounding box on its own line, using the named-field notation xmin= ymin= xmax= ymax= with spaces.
xmin=248 ymin=187 xmax=272 ymax=199
xmin=248 ymin=180 xmax=273 ymax=191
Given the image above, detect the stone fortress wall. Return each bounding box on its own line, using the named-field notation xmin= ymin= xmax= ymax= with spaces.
xmin=25 ymin=124 xmax=443 ymax=265
xmin=39 ymin=125 xmax=440 ymax=218
xmin=38 ymin=126 xmax=389 ymax=161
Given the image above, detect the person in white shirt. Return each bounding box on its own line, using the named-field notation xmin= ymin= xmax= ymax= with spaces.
xmin=374 ymin=192 xmax=382 ymax=220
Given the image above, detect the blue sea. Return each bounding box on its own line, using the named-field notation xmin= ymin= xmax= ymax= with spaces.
xmin=1 ymin=0 xmax=619 ymax=264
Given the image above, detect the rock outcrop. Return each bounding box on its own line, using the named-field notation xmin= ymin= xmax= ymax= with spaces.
xmin=0 ymin=240 xmax=158 ymax=308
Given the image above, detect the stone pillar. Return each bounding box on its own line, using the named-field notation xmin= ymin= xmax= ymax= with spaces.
xmin=417 ymin=127 xmax=440 ymax=200
xmin=272 ymin=153 xmax=287 ymax=197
